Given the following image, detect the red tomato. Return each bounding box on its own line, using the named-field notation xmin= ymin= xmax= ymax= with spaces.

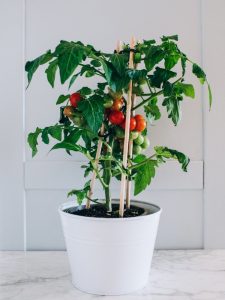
xmin=70 ymin=93 xmax=82 ymax=108
xmin=135 ymin=118 xmax=147 ymax=132
xmin=111 ymin=98 xmax=124 ymax=111
xmin=108 ymin=111 xmax=125 ymax=125
xmin=120 ymin=117 xmax=137 ymax=131
xmin=134 ymin=114 xmax=144 ymax=121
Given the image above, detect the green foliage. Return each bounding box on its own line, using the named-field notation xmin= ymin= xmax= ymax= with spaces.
xmin=25 ymin=50 xmax=52 ymax=86
xmin=68 ymin=180 xmax=91 ymax=205
xmin=25 ymin=36 xmax=211 ymax=209
xmin=78 ymin=95 xmax=104 ymax=133
xmin=56 ymin=94 xmax=70 ymax=105
xmin=27 ymin=127 xmax=42 ymax=157
xmin=133 ymin=154 xmax=158 ymax=195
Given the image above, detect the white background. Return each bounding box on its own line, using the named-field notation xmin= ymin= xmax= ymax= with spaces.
xmin=0 ymin=0 xmax=224 ymax=250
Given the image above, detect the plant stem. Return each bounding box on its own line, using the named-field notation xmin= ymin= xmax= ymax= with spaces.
xmin=103 ymin=156 xmax=112 ymax=212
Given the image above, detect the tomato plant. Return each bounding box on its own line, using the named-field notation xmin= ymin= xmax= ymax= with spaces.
xmin=26 ymin=36 xmax=211 ymax=213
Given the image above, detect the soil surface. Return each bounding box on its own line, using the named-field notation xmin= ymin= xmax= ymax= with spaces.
xmin=64 ymin=203 xmax=146 ymax=218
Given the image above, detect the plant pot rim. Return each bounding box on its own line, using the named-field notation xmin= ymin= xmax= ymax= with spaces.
xmin=58 ymin=199 xmax=161 ymax=222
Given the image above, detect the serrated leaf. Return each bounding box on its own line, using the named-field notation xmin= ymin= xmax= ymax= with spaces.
xmin=45 ymin=59 xmax=58 ymax=88
xmin=164 ymin=54 xmax=180 ymax=70
xmin=149 ymin=67 xmax=176 ymax=88
xmin=69 ymin=73 xmax=79 ymax=89
xmin=48 ymin=126 xmax=62 ymax=141
xmin=192 ymin=63 xmax=206 ymax=84
xmin=27 ymin=127 xmax=42 ymax=157
xmin=67 ymin=180 xmax=91 ymax=205
xmin=161 ymin=35 xmax=178 ymax=41
xmin=79 ymin=87 xmax=92 ymax=96
xmin=162 ymin=96 xmax=181 ymax=125
xmin=176 ymin=83 xmax=195 ymax=99
xmin=78 ymin=96 xmax=104 ymax=133
xmin=55 ymin=41 xmax=85 ymax=84
xmin=56 ymin=94 xmax=69 ymax=105
xmin=110 ymin=53 xmax=127 ymax=75
xmin=144 ymin=46 xmax=164 ymax=71
xmin=25 ymin=50 xmax=52 ymax=86
xmin=134 ymin=159 xmax=158 ymax=195
xmin=155 ymin=146 xmax=190 ymax=172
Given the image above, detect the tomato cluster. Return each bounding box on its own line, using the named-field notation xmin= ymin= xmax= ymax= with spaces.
xmin=63 ymin=92 xmax=85 ymax=126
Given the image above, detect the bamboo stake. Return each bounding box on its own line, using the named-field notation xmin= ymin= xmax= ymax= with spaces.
xmin=86 ymin=124 xmax=105 ymax=209
xmin=86 ymin=41 xmax=122 ymax=209
xmin=119 ymin=37 xmax=135 ymax=217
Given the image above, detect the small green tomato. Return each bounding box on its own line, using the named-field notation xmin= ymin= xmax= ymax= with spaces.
xmin=141 ymin=136 xmax=150 ymax=149
xmin=115 ymin=127 xmax=125 ymax=139
xmin=103 ymin=97 xmax=113 ymax=108
xmin=134 ymin=134 xmax=144 ymax=145
xmin=133 ymin=144 xmax=142 ymax=155
xmin=130 ymin=131 xmax=139 ymax=140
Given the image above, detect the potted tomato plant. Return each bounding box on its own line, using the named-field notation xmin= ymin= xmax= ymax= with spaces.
xmin=26 ymin=35 xmax=211 ymax=295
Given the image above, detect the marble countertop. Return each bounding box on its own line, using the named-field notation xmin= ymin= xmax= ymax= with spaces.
xmin=1 ymin=250 xmax=225 ymax=300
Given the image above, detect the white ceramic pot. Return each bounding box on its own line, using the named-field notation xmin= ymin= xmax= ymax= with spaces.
xmin=59 ymin=200 xmax=161 ymax=295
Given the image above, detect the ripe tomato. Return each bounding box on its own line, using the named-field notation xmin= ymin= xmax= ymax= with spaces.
xmin=134 ymin=115 xmax=146 ymax=132
xmin=134 ymin=114 xmax=144 ymax=121
xmin=70 ymin=92 xmax=82 ymax=108
xmin=120 ymin=117 xmax=137 ymax=131
xmin=108 ymin=111 xmax=124 ymax=125
xmin=63 ymin=106 xmax=74 ymax=118
xmin=111 ymin=98 xmax=123 ymax=111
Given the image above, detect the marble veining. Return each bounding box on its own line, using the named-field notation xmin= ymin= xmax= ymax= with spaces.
xmin=0 ymin=250 xmax=225 ymax=300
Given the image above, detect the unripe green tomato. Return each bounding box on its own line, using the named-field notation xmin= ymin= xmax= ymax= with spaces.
xmin=129 ymin=131 xmax=139 ymax=140
xmin=141 ymin=136 xmax=150 ymax=149
xmin=103 ymin=99 xmax=113 ymax=108
xmin=134 ymin=134 xmax=144 ymax=145
xmin=134 ymin=52 xmax=142 ymax=63
xmin=71 ymin=115 xmax=85 ymax=126
xmin=115 ymin=126 xmax=125 ymax=139
xmin=133 ymin=144 xmax=142 ymax=155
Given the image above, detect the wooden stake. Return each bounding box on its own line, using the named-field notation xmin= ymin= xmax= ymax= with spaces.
xmin=126 ymin=59 xmax=138 ymax=209
xmin=86 ymin=41 xmax=122 ymax=209
xmin=86 ymin=124 xmax=105 ymax=209
xmin=119 ymin=37 xmax=135 ymax=217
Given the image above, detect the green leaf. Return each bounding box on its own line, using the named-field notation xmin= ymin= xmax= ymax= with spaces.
xmin=25 ymin=50 xmax=52 ymax=86
xmin=155 ymin=146 xmax=190 ymax=172
xmin=65 ymin=128 xmax=82 ymax=144
xmin=68 ymin=73 xmax=79 ymax=89
xmin=176 ymin=83 xmax=195 ymax=99
xmin=79 ymin=87 xmax=92 ymax=96
xmin=127 ymin=69 xmax=147 ymax=81
xmin=110 ymin=53 xmax=127 ymax=75
xmin=134 ymin=159 xmax=158 ymax=195
xmin=144 ymin=97 xmax=161 ymax=122
xmin=51 ymin=141 xmax=85 ymax=153
xmin=192 ymin=63 xmax=206 ymax=84
xmin=41 ymin=128 xmax=50 ymax=144
xmin=67 ymin=180 xmax=91 ymax=205
xmin=164 ymin=54 xmax=180 ymax=70
xmin=45 ymin=59 xmax=58 ymax=88
xmin=149 ymin=67 xmax=176 ymax=88
xmin=48 ymin=126 xmax=62 ymax=141
xmin=181 ymin=55 xmax=187 ymax=76
xmin=55 ymin=41 xmax=85 ymax=84
xmin=144 ymin=46 xmax=164 ymax=71
xmin=161 ymin=35 xmax=178 ymax=41
xmin=207 ymin=82 xmax=212 ymax=109
xmin=90 ymin=59 xmax=101 ymax=67
xmin=27 ymin=127 xmax=42 ymax=157
xmin=78 ymin=95 xmax=104 ymax=133
xmin=56 ymin=94 xmax=69 ymax=105
xmin=162 ymin=96 xmax=181 ymax=125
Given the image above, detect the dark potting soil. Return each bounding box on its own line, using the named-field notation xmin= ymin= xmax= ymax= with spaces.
xmin=64 ymin=204 xmax=146 ymax=218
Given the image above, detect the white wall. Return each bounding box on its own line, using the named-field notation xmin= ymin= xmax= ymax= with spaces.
xmin=0 ymin=0 xmax=224 ymax=250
